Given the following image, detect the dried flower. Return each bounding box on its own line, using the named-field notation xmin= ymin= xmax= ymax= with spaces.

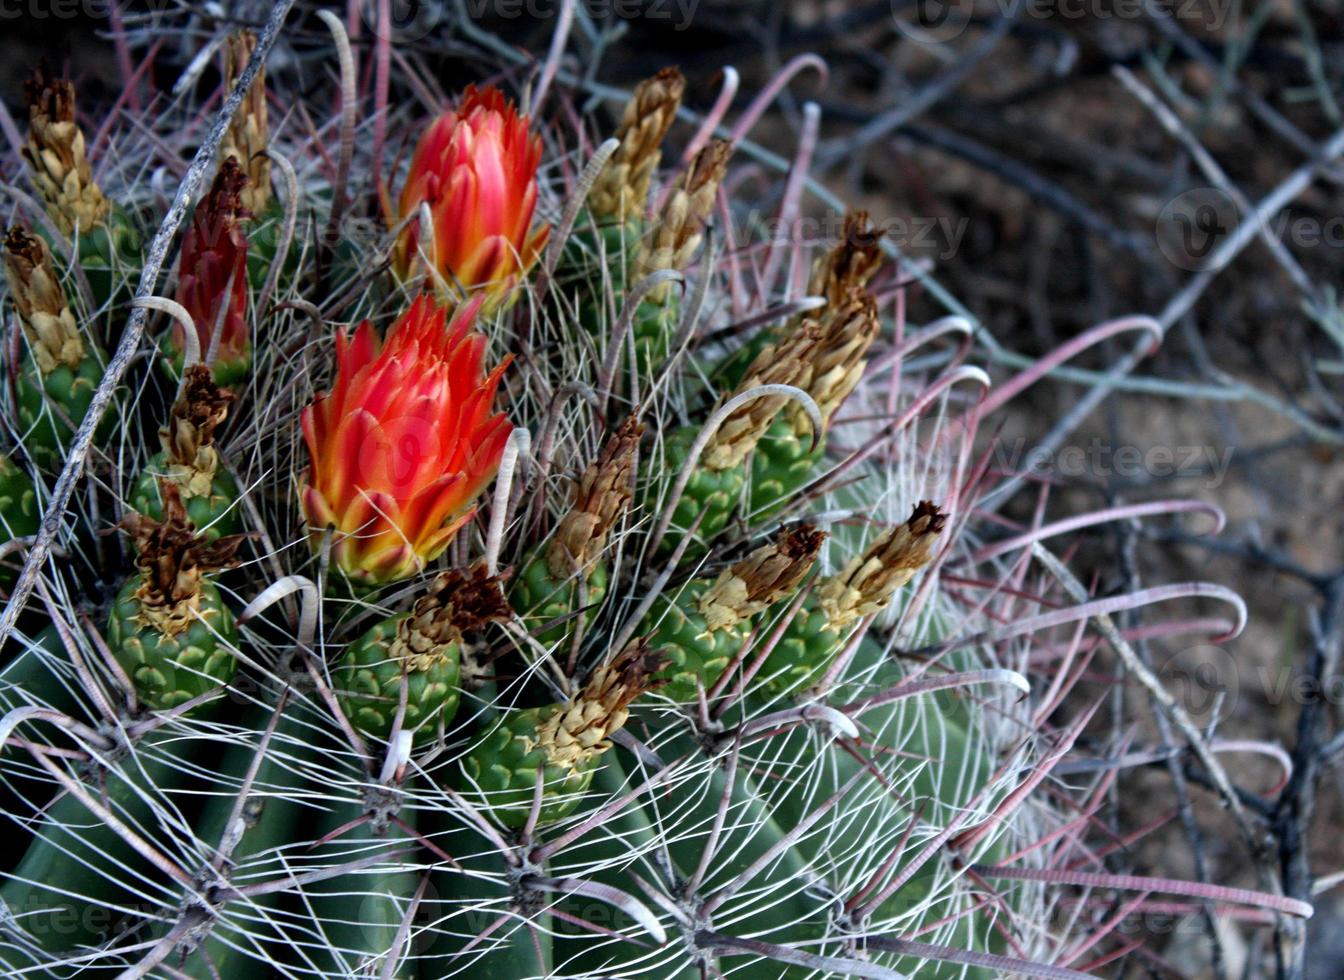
xmin=698 ymin=524 xmax=827 ymax=632
xmin=21 ymin=64 xmax=108 ymax=237
xmin=633 ymin=139 xmax=731 ymax=304
xmin=220 ymin=31 xmax=272 ymax=214
xmin=3 ymin=225 xmax=83 ymax=374
xmin=817 ymin=501 xmax=947 ymax=629
xmin=546 ymin=416 xmax=643 ymax=577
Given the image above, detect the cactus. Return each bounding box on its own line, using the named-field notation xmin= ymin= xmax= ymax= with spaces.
xmin=0 ymin=22 xmax=1302 ymax=980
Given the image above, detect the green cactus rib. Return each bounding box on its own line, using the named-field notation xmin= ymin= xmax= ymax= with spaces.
xmin=511 ymin=554 xmax=609 ymax=649
xmin=15 ymin=349 xmax=110 ymax=469
xmin=105 ymin=576 xmax=238 ymax=712
xmin=748 ymin=417 xmax=824 ymax=523
xmin=655 ymin=425 xmax=746 ymax=558
xmin=0 ymin=456 xmax=40 ymax=574
xmin=643 ymin=579 xmax=748 ymax=703
xmin=460 ymin=704 xmax=598 ymax=830
xmin=127 ymin=452 xmax=244 ymax=542
xmin=333 ymin=612 xmax=462 ymax=747
xmin=0 ymin=731 xmax=193 ymax=962
xmin=300 ymin=799 xmax=419 ymax=980
xmin=155 ymin=708 xmax=313 ymax=979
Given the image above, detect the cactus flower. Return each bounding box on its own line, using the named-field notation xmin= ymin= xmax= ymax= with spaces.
xmin=391 ymin=85 xmax=549 ymax=311
xmin=170 ymin=156 xmax=251 ymax=386
xmin=300 ymin=294 xmax=513 ymax=588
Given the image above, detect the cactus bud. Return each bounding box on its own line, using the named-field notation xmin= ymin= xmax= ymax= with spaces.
xmin=698 ymin=524 xmax=827 ymax=632
xmin=169 ymin=156 xmax=251 ymax=386
xmin=336 ymin=566 xmax=509 ymax=746
xmin=514 ymin=417 xmax=642 ymax=646
xmin=107 ymin=483 xmax=245 ymax=711
xmin=129 ymin=364 xmax=242 ymax=539
xmin=3 ymin=224 xmax=108 ymax=467
xmin=462 ymin=639 xmax=666 ymax=828
xmin=817 ymin=501 xmax=947 ymax=630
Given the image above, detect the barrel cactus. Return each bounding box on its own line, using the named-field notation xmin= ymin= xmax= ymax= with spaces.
xmin=0 ymin=12 xmax=1307 ymax=980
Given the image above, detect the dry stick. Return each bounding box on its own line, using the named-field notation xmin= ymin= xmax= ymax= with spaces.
xmin=1113 ymin=66 xmax=1319 ymax=303
xmin=981 ymin=118 xmax=1344 ymax=515
xmin=1029 ymin=544 xmax=1284 ymax=897
xmin=0 ymin=0 xmax=296 ymax=648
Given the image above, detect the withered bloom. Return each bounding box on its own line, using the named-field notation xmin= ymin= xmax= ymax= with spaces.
xmin=698 ymin=524 xmax=827 ymax=633
xmin=546 ymin=416 xmax=643 ymax=577
xmin=817 ymin=501 xmax=947 ymax=630
xmin=589 ymin=67 xmax=685 ymax=225
xmin=21 ymin=63 xmax=109 ymax=237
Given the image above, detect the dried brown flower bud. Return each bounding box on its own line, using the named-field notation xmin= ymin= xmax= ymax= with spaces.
xmin=220 ymin=31 xmax=272 ymax=214
xmin=698 ymin=524 xmax=827 ymax=632
xmin=393 ymin=566 xmax=511 ymax=671
xmin=702 ymin=319 xmax=823 ymax=472
xmin=123 ymin=483 xmax=245 ymax=636
xmin=634 ymin=139 xmax=731 ymax=303
xmin=546 ymin=417 xmax=643 ymax=578
xmin=788 ymin=287 xmax=880 ymax=434
xmin=158 ymin=365 xmax=235 ymax=496
xmin=590 ymin=67 xmax=685 ymax=224
xmin=534 ymin=639 xmax=668 ymax=769
xmin=3 ymin=224 xmax=83 ymax=374
xmin=806 ymin=210 xmax=884 ymax=306
xmin=22 ymin=64 xmax=109 ymax=237
xmin=817 ymin=501 xmax=947 ymax=630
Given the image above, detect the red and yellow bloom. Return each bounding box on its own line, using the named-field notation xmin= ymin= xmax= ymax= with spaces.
xmin=391 ymin=85 xmax=549 ymax=311
xmin=300 ymin=294 xmax=513 ymax=587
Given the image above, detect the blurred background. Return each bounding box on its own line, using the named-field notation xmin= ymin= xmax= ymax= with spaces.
xmin=2 ymin=1 xmax=1342 ymax=976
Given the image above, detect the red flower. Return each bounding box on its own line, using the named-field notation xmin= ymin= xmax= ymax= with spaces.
xmin=300 ymin=294 xmax=513 ymax=587
xmin=392 ymin=86 xmax=549 ymax=311
xmin=172 ymin=156 xmax=250 ymax=385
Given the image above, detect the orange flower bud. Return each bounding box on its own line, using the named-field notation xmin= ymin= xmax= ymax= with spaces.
xmin=392 ymin=86 xmax=549 ymax=312
xmin=300 ymin=294 xmax=513 ymax=587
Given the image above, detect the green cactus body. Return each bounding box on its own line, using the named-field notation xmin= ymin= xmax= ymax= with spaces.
xmin=0 ymin=456 xmax=39 ymax=569
xmin=422 ymin=819 xmax=553 ymax=978
xmin=105 ymin=576 xmax=238 ymax=711
xmin=511 ymin=554 xmax=609 ymax=648
xmin=657 ymin=426 xmax=745 ymax=557
xmin=644 ymin=579 xmax=748 ymax=703
xmin=748 ymin=417 xmax=823 ymax=522
xmin=74 ymin=206 xmax=142 ymax=315
xmin=334 ymin=612 xmax=462 ymax=747
xmin=303 ymin=800 xmax=419 ymax=980
xmin=245 ymin=198 xmax=299 ymax=290
xmin=460 ymin=705 xmax=597 ymax=829
xmin=758 ymin=591 xmax=845 ymax=696
xmin=128 ymin=451 xmax=243 ymax=540
xmin=0 ymin=731 xmax=191 ymax=961
xmin=16 ymin=350 xmax=109 ymax=468
xmin=169 ymin=709 xmax=312 ymax=979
